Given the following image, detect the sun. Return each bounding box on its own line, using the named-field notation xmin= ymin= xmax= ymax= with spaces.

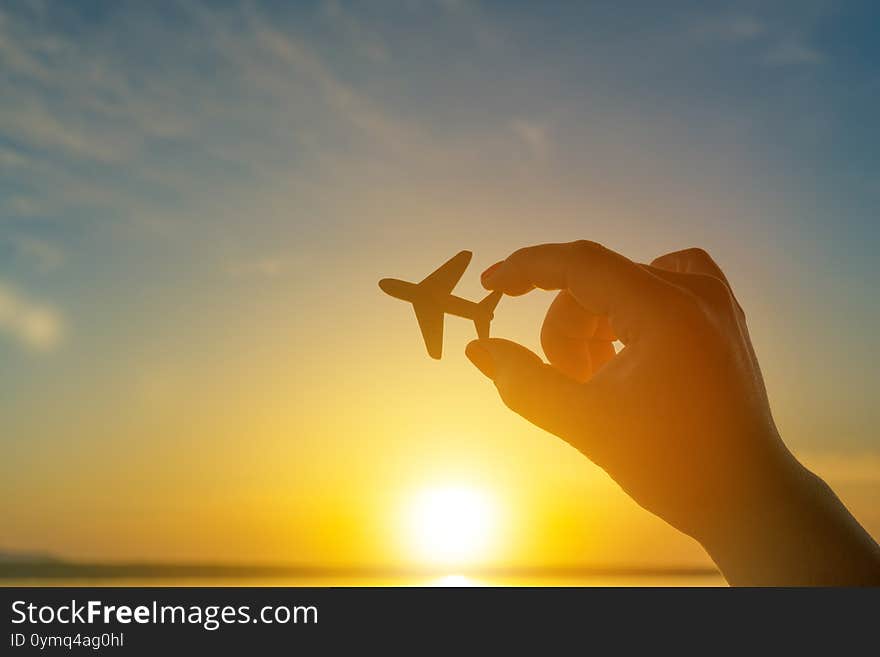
xmin=405 ymin=485 xmax=497 ymax=566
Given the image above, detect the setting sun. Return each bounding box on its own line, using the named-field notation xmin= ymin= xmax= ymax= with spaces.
xmin=405 ymin=486 xmax=498 ymax=566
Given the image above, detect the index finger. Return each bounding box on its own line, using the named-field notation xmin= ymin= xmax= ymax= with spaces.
xmin=482 ymin=240 xmax=676 ymax=341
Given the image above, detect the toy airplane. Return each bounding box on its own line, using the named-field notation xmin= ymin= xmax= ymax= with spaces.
xmin=379 ymin=251 xmax=502 ymax=359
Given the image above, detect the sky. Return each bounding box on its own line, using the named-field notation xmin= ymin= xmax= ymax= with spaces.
xmin=1 ymin=0 xmax=879 ymax=568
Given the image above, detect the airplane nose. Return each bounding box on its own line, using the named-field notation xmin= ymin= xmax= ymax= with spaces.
xmin=378 ymin=279 xmax=392 ymax=293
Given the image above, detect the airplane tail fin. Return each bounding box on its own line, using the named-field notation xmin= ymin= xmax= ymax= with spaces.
xmin=474 ymin=290 xmax=503 ymax=339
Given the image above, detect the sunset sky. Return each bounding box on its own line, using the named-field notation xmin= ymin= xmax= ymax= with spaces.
xmin=1 ymin=0 xmax=878 ymax=569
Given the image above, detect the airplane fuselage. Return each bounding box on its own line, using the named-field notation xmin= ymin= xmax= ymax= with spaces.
xmin=379 ymin=250 xmax=502 ymax=358
xmin=379 ymin=278 xmax=483 ymax=320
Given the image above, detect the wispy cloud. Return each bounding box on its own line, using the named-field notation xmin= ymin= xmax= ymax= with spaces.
xmin=226 ymin=256 xmax=290 ymax=279
xmin=764 ymin=39 xmax=823 ymax=66
xmin=0 ymin=145 xmax=28 ymax=168
xmin=690 ymin=15 xmax=766 ymax=42
xmin=434 ymin=0 xmax=504 ymax=51
xmin=320 ymin=0 xmax=390 ymax=64
xmin=11 ymin=236 xmax=65 ymax=273
xmin=2 ymin=195 xmax=48 ymax=218
xmin=0 ymin=1 xmax=429 ymax=245
xmin=0 ymin=98 xmax=134 ymax=163
xmin=0 ymin=281 xmax=64 ymax=351
xmin=688 ymin=11 xmax=822 ymax=68
xmin=509 ymin=119 xmax=551 ymax=162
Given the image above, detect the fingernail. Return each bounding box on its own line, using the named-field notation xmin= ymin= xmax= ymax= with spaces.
xmin=481 ymin=261 xmax=502 ymax=286
xmin=465 ymin=341 xmax=495 ymax=379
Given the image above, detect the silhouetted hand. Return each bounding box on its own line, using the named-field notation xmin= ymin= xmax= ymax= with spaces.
xmin=466 ymin=241 xmax=880 ymax=585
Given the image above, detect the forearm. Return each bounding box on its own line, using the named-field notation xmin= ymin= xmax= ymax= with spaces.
xmin=700 ymin=453 xmax=880 ymax=586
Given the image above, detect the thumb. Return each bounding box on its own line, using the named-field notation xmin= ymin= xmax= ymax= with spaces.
xmin=466 ymin=338 xmax=592 ymax=441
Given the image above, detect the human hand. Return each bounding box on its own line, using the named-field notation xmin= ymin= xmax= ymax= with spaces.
xmin=466 ymin=241 xmax=880 ymax=585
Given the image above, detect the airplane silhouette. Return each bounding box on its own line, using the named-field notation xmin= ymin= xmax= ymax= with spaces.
xmin=379 ymin=251 xmax=503 ymax=359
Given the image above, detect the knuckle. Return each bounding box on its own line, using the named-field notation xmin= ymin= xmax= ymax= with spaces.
xmin=569 ymin=240 xmax=604 ymax=258
xmin=682 ymin=246 xmax=711 ymax=261
xmin=566 ymin=240 xmax=607 ymax=284
xmin=509 ymin=246 xmax=530 ymax=262
xmin=650 ymin=253 xmax=674 ymax=268
xmin=671 ymin=271 xmax=733 ymax=311
xmin=695 ymin=274 xmax=731 ymax=305
xmin=507 ymin=246 xmax=535 ymax=271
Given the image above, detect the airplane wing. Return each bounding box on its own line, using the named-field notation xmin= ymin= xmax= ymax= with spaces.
xmin=413 ymin=302 xmax=444 ymax=359
xmin=418 ymin=250 xmax=472 ymax=295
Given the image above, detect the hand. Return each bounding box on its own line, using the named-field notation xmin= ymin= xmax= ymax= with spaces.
xmin=466 ymin=241 xmax=880 ymax=585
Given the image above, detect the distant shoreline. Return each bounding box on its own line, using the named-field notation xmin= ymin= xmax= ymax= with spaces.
xmin=0 ymin=561 xmax=718 ymax=580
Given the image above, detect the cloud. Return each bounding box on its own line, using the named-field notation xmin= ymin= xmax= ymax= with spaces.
xmin=0 ymin=0 xmax=523 ymax=256
xmin=12 ymin=236 xmax=66 ymax=272
xmin=0 ymin=99 xmax=135 ymax=163
xmin=691 ymin=15 xmax=766 ymax=42
xmin=2 ymin=195 xmax=48 ymax=218
xmin=509 ymin=119 xmax=551 ymax=161
xmin=764 ymin=39 xmax=823 ymax=66
xmin=0 ymin=145 xmax=28 ymax=168
xmin=0 ymin=281 xmax=64 ymax=351
xmin=226 ymin=256 xmax=290 ymax=279
xmin=434 ymin=0 xmax=504 ymax=51
xmin=0 ymin=0 xmax=436 ymax=246
xmin=321 ymin=0 xmax=390 ymax=64
xmin=688 ymin=12 xmax=822 ymax=68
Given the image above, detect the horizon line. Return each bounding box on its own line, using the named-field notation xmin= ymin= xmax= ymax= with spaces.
xmin=0 ymin=560 xmax=719 ymax=580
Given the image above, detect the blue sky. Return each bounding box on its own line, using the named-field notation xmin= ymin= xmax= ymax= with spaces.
xmin=1 ymin=1 xmax=878 ymax=561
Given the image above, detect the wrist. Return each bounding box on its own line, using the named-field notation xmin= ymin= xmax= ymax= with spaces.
xmin=698 ymin=442 xmax=880 ymax=585
xmin=698 ymin=445 xmax=807 ymax=584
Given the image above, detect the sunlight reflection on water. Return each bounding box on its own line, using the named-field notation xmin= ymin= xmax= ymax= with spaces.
xmin=428 ymin=574 xmax=480 ymax=587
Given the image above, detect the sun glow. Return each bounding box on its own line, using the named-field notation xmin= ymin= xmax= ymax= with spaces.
xmin=405 ymin=485 xmax=497 ymax=566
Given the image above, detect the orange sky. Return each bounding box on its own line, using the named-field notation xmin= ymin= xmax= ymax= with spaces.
xmin=1 ymin=1 xmax=878 ymax=568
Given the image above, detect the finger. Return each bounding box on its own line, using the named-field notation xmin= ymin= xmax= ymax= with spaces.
xmin=650 ymin=247 xmax=731 ymax=288
xmin=542 ymin=338 xmax=615 ymax=383
xmin=465 ymin=338 xmax=599 ymax=443
xmin=482 ymin=241 xmax=676 ymax=342
xmin=541 ymin=291 xmax=615 ymax=382
xmin=648 ymin=247 xmax=743 ymax=315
